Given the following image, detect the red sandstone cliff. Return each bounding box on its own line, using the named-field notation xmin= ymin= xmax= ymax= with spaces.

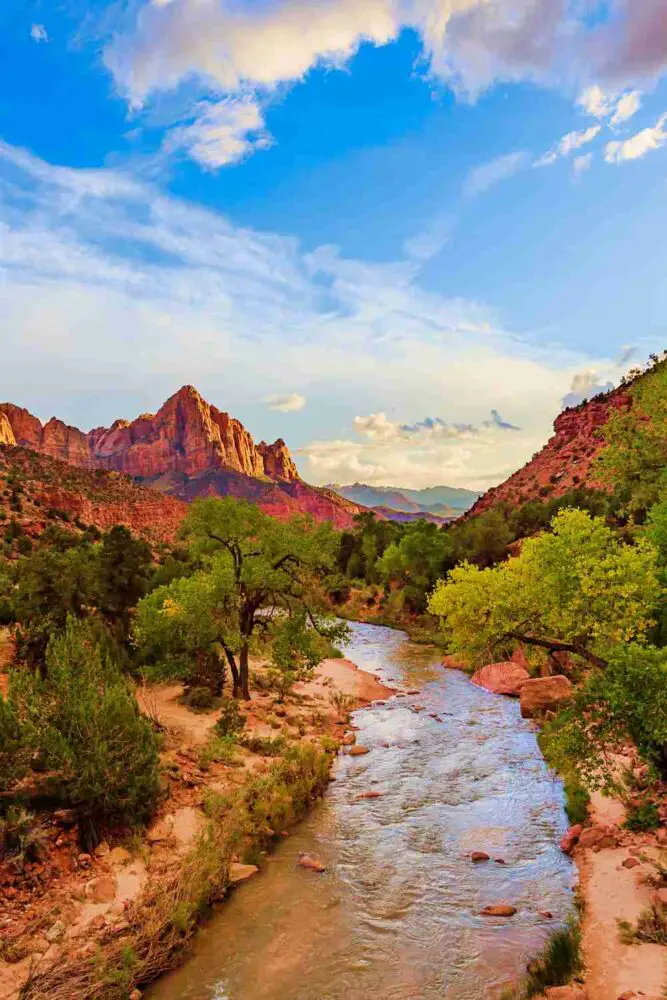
xmin=469 ymin=383 xmax=632 ymax=516
xmin=0 ymin=387 xmax=362 ymax=527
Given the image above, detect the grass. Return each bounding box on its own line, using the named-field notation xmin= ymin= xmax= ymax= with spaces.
xmin=197 ymin=733 xmax=239 ymax=770
xmin=624 ymin=801 xmax=661 ymax=832
xmin=562 ymin=779 xmax=591 ymax=826
xmin=618 ymin=902 xmax=667 ymax=946
xmin=523 ymin=923 xmax=583 ymax=997
xmin=19 ymin=741 xmax=333 ymax=1000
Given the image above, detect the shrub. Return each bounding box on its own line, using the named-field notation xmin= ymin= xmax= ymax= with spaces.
xmin=619 ymin=902 xmax=667 ymax=945
xmin=524 ymin=923 xmax=582 ymax=997
xmin=9 ymin=618 xmax=161 ymax=845
xmin=563 ymin=780 xmax=590 ymax=826
xmin=624 ymin=801 xmax=661 ymax=831
xmin=0 ymin=806 xmax=46 ymax=868
xmin=213 ymin=698 xmax=246 ymax=738
xmin=183 ymin=686 xmax=217 ymax=712
xmin=198 ymin=734 xmax=239 ymax=770
xmin=239 ymin=734 xmax=286 ymax=756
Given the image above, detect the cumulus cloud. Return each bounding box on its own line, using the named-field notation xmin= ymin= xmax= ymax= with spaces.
xmin=605 ymin=113 xmax=667 ymax=163
xmin=100 ymin=0 xmax=667 ymax=168
xmin=463 ymin=151 xmax=526 ymax=198
xmin=266 ymin=393 xmax=306 ymax=412
xmin=30 ymin=24 xmax=48 ymax=43
xmin=535 ymin=126 xmax=601 ymax=167
xmin=0 ymin=138 xmax=626 ymax=490
xmin=561 ymin=371 xmax=614 ymax=409
xmin=162 ymin=96 xmax=273 ymax=168
xmin=610 ymin=90 xmax=642 ymax=127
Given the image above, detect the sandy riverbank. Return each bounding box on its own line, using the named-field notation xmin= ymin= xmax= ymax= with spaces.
xmin=0 ymin=655 xmax=393 ymax=1000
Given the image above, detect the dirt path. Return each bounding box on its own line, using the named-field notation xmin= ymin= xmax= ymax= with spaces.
xmin=580 ymin=791 xmax=667 ymax=1000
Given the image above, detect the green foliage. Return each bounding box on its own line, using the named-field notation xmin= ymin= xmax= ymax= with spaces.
xmin=624 ymin=801 xmax=661 ymax=832
xmin=429 ymin=508 xmax=660 ymax=665
xmin=523 ymin=923 xmax=582 ymax=997
xmin=6 ymin=618 xmax=160 ymax=838
xmin=239 ymin=734 xmax=286 ymax=756
xmin=619 ymin=903 xmax=667 ymax=945
xmin=598 ymin=356 xmax=667 ymax=518
xmin=0 ymin=806 xmax=46 ymax=867
xmin=213 ymin=698 xmax=246 ymax=738
xmin=92 ymin=525 xmax=152 ymax=636
xmin=541 ymin=644 xmax=667 ymax=789
xmin=562 ymin=782 xmax=591 ymax=826
xmin=197 ymin=733 xmax=239 ymax=770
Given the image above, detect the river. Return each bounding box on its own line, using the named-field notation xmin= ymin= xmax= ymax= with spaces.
xmin=149 ymin=621 xmax=575 ymax=1000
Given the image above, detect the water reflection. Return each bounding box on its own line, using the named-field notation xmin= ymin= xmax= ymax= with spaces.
xmin=149 ymin=622 xmax=574 ymax=1000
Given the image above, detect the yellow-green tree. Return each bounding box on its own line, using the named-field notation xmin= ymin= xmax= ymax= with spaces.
xmin=428 ymin=508 xmax=660 ymax=667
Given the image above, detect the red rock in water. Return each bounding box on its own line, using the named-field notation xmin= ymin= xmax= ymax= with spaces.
xmin=471 ymin=851 xmax=490 ymax=863
xmin=297 ymin=853 xmax=326 ymax=872
xmin=480 ymin=904 xmax=517 ymax=917
xmin=471 ymin=662 xmax=531 ymax=697
xmin=560 ymin=824 xmax=583 ymax=855
xmin=0 ymin=387 xmax=365 ymax=527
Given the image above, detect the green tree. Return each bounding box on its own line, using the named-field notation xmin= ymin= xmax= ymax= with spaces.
xmin=135 ymin=498 xmax=347 ymax=699
xmin=428 ymin=508 xmax=660 ymax=667
xmin=92 ymin=525 xmax=153 ymax=639
xmin=377 ymin=522 xmax=451 ymax=612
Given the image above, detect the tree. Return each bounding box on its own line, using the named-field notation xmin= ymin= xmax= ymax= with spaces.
xmin=428 ymin=508 xmax=660 ymax=667
xmin=598 ymin=357 xmax=667 ymax=518
xmin=377 ymin=522 xmax=451 ymax=613
xmin=91 ymin=525 xmax=153 ymax=640
xmin=134 ymin=498 xmax=347 ymax=699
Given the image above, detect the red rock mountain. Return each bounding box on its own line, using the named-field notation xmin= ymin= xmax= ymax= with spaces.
xmin=468 ymin=381 xmax=632 ymax=516
xmin=0 ymin=387 xmax=363 ymax=528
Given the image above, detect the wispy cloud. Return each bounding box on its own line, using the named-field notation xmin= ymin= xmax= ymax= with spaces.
xmin=30 ymin=24 xmax=48 ymax=43
xmin=266 ymin=393 xmax=306 ymax=413
xmin=463 ymin=151 xmax=526 ymax=198
xmin=605 ymin=113 xmax=667 ymax=162
xmin=535 ymin=126 xmax=601 ymax=167
xmin=162 ymin=96 xmax=274 ymax=169
xmin=610 ymin=90 xmax=643 ymax=127
xmin=572 ymin=152 xmax=594 ymax=178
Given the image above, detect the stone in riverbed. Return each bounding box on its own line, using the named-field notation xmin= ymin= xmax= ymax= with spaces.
xmin=471 ymin=851 xmax=490 ymax=863
xmin=342 ymin=732 xmax=356 ymax=746
xmin=297 ymin=853 xmax=326 ymax=873
xmin=578 ymin=825 xmax=618 ymax=850
xmin=229 ymin=863 xmax=259 ymax=885
xmin=519 ymin=676 xmax=573 ymax=718
xmin=355 ymin=791 xmax=383 ymax=801
xmin=347 ymin=745 xmax=370 ymax=756
xmin=560 ymin=824 xmax=583 ymax=855
xmin=471 ymin=661 xmax=530 ymax=697
xmin=480 ymin=904 xmax=517 ymax=917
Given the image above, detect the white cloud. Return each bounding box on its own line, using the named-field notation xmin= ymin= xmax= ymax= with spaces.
xmin=577 ymin=85 xmax=615 ymax=119
xmin=463 ymin=151 xmax=526 ymax=198
xmin=0 ymin=139 xmax=621 ymax=490
xmin=30 ymin=24 xmax=48 ymax=43
xmin=535 ymin=125 xmax=601 ymax=167
xmin=266 ymin=393 xmax=307 ymax=413
xmin=163 ymin=96 xmax=273 ymax=168
xmin=610 ymin=90 xmax=642 ymax=127
xmin=572 ymin=152 xmax=593 ymax=177
xmin=605 ymin=113 xmax=667 ymax=163
xmin=403 ymin=216 xmax=452 ymax=262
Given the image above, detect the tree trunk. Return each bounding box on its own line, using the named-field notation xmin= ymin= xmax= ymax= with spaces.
xmin=240 ymin=640 xmax=250 ymax=700
xmin=222 ymin=644 xmax=240 ymax=698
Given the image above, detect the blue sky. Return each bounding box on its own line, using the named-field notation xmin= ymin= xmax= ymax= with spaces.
xmin=1 ymin=0 xmax=666 ymax=489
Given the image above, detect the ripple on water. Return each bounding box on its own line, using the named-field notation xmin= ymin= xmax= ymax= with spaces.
xmin=148 ymin=622 xmax=575 ymax=1000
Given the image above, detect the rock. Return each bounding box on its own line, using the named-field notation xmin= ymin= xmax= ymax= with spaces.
xmin=129 ymin=990 xmax=142 ymax=1000
xmin=544 ymin=987 xmax=588 ymax=1000
xmin=480 ymin=904 xmax=517 ymax=917
xmin=347 ymin=746 xmax=370 ymax=756
xmin=519 ymin=676 xmax=574 ymax=718
xmin=652 ymin=887 xmax=667 ymax=906
xmin=355 ymin=791 xmax=383 ymax=800
xmin=297 ymin=853 xmax=326 ymax=873
xmin=0 ymin=412 xmax=16 ymax=446
xmin=94 ymin=840 xmax=110 ymax=857
xmin=52 ymin=808 xmax=78 ymax=827
xmin=228 ymin=863 xmax=259 ymax=885
xmin=86 ymin=876 xmax=117 ymax=903
xmin=342 ymin=732 xmax=356 ymax=746
xmin=578 ymin=825 xmax=618 ymax=850
xmin=471 ymin=661 xmax=531 ymax=697
xmin=538 ymin=910 xmax=553 ymax=919
xmin=495 ymin=858 xmax=507 ymax=865
xmin=45 ymin=920 xmax=66 ymax=943
xmin=560 ymin=824 xmax=583 ymax=855
xmin=471 ymin=852 xmax=490 ymax=863
xmin=622 ymin=857 xmax=641 ymax=869
xmin=109 ymin=847 xmax=132 ymax=866
xmin=147 ymin=814 xmax=175 ymax=844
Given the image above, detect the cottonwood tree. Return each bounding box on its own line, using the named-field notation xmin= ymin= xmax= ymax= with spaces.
xmin=134 ymin=498 xmax=348 ymax=699
xmin=428 ymin=508 xmax=660 ymax=669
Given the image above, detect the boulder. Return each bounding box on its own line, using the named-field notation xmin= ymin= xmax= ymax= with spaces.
xmin=480 ymin=904 xmax=517 ymax=917
xmin=560 ymin=824 xmax=583 ymax=855
xmin=520 ymin=676 xmax=574 ymax=718
xmin=342 ymin=732 xmax=356 ymax=746
xmin=578 ymin=825 xmax=618 ymax=850
xmin=297 ymin=853 xmax=326 ymax=872
xmin=622 ymin=857 xmax=640 ymax=869
xmin=109 ymin=847 xmax=132 ymax=866
xmin=471 ymin=852 xmax=490 ymax=863
xmin=355 ymin=791 xmax=383 ymax=800
xmin=347 ymin=745 xmax=370 ymax=756
xmin=471 ymin=661 xmax=530 ymax=697
xmin=86 ymin=876 xmax=117 ymax=904
xmin=228 ymin=863 xmax=259 ymax=885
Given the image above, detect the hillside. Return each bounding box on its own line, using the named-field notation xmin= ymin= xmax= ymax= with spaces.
xmin=327 ymin=482 xmax=480 ymax=517
xmin=0 ymin=446 xmax=187 ymax=544
xmin=0 ymin=387 xmax=364 ymax=529
xmin=468 ymin=380 xmax=634 ymax=517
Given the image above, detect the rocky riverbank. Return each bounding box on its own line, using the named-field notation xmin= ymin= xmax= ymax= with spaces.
xmin=0 ymin=655 xmax=392 ymax=1000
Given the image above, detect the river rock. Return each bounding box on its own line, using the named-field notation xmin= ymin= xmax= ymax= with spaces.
xmin=229 ymin=863 xmax=259 ymax=885
xmin=355 ymin=791 xmax=383 ymax=800
xmin=471 ymin=661 xmax=530 ymax=697
xmin=622 ymin=857 xmax=640 ymax=869
xmin=519 ymin=676 xmax=573 ymax=718
xmin=480 ymin=904 xmax=517 ymax=917
xmin=347 ymin=745 xmax=370 ymax=756
xmin=342 ymin=732 xmax=356 ymax=746
xmin=298 ymin=853 xmax=326 ymax=872
xmin=560 ymin=824 xmax=583 ymax=855
xmin=578 ymin=825 xmax=618 ymax=850
xmin=471 ymin=851 xmax=490 ymax=863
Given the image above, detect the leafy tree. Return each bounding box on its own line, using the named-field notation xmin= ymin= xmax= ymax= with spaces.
xmin=3 ymin=618 xmax=160 ymax=845
xmin=598 ymin=357 xmax=667 ymax=518
xmin=135 ymin=498 xmax=348 ymax=698
xmin=92 ymin=525 xmax=152 ymax=639
xmin=541 ymin=644 xmax=667 ymax=787
xmin=428 ymin=508 xmax=660 ymax=667
xmin=377 ymin=522 xmax=451 ymax=612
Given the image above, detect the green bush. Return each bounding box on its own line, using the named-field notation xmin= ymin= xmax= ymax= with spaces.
xmin=0 ymin=806 xmax=46 ymax=867
xmin=563 ymin=780 xmax=590 ymax=826
xmin=624 ymin=801 xmax=661 ymax=831
xmin=8 ymin=618 xmax=161 ymax=844
xmin=524 ymin=923 xmax=582 ymax=997
xmin=183 ymin=686 xmax=217 ymax=711
xmin=213 ymin=698 xmax=246 ymax=738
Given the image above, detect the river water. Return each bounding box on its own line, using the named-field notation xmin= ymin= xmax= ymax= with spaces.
xmin=149 ymin=621 xmax=575 ymax=1000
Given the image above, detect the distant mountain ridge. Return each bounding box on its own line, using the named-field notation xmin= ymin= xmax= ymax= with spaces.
xmin=0 ymin=387 xmax=365 ymax=529
xmin=327 ymin=482 xmax=480 ymax=519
